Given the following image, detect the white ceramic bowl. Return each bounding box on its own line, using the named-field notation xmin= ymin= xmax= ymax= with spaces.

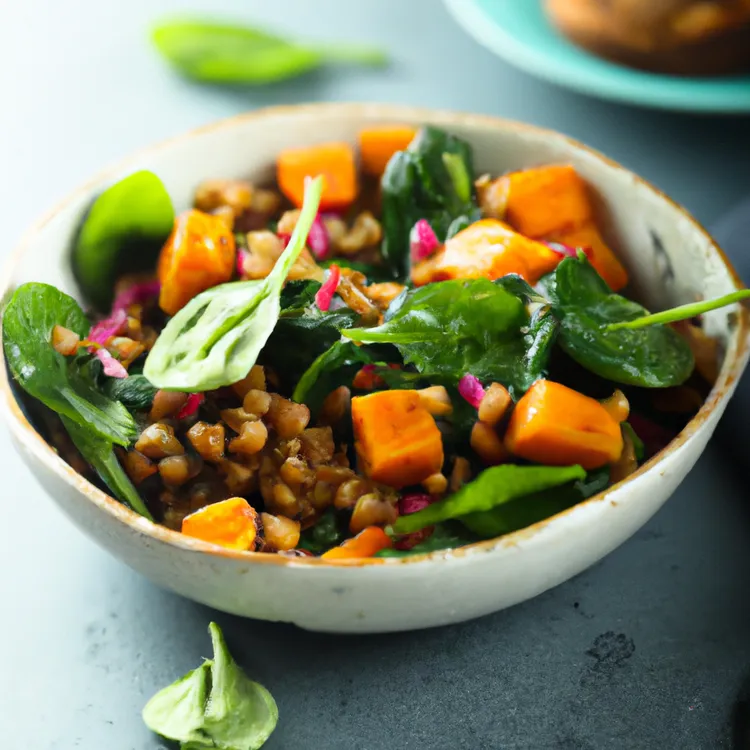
xmin=1 ymin=104 xmax=747 ymax=633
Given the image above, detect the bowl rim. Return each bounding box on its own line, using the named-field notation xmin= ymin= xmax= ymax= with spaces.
xmin=0 ymin=101 xmax=747 ymax=569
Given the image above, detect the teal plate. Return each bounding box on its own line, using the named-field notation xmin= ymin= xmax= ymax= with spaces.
xmin=444 ymin=0 xmax=750 ymax=113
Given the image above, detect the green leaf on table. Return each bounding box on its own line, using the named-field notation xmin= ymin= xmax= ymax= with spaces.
xmin=151 ymin=18 xmax=388 ymax=84
xmin=144 ymin=176 xmax=324 ymax=392
xmin=460 ymin=467 xmax=609 ymax=539
xmin=143 ymin=622 xmax=278 ymax=750
xmin=391 ymin=464 xmax=586 ymax=535
xmin=2 ymin=283 xmax=137 ymax=446
xmin=72 ymin=171 xmax=174 ymax=310
xmin=343 ymin=277 xmax=557 ymax=397
xmin=380 ymin=126 xmax=480 ymax=278
xmin=539 ymin=256 xmax=695 ymax=388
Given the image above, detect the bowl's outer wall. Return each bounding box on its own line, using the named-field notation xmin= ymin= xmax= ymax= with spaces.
xmin=2 ymin=104 xmax=748 ymax=632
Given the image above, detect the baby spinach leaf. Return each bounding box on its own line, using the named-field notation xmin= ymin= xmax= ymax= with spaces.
xmin=264 ymin=304 xmax=359 ymax=393
xmin=292 ymin=340 xmax=373 ymax=413
xmin=72 ymin=171 xmax=174 ymax=310
xmin=391 ymin=464 xmax=586 ymax=534
xmin=61 ymin=416 xmax=153 ymax=520
xmin=152 ymin=18 xmax=387 ymax=84
xmin=375 ymin=523 xmax=476 ymax=557
xmin=540 ymin=257 xmax=695 ymax=388
xmin=279 ymin=279 xmax=321 ymax=310
xmin=343 ymin=278 xmax=556 ymax=397
xmin=3 ymin=283 xmax=137 ymax=446
xmin=604 ymin=289 xmax=750 ymax=331
xmin=460 ymin=467 xmax=609 ymax=539
xmin=103 ymin=374 xmax=157 ymax=411
xmin=143 ymin=622 xmax=278 ymax=750
xmin=298 ymin=508 xmax=345 ymax=554
xmin=380 ymin=126 xmax=479 ymax=278
xmin=144 ymin=176 xmax=323 ymax=392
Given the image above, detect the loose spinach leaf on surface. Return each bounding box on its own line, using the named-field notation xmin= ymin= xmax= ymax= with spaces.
xmin=539 ymin=256 xmax=694 ymax=388
xmin=143 ymin=622 xmax=277 ymax=750
xmin=144 ymin=177 xmax=323 ymax=392
xmin=343 ymin=277 xmax=556 ymax=397
xmin=61 ymin=416 xmax=153 ymax=520
xmin=380 ymin=126 xmax=480 ymax=278
xmin=72 ymin=171 xmax=174 ymax=310
xmin=460 ymin=467 xmax=609 ymax=539
xmin=3 ymin=283 xmax=137 ymax=446
xmin=391 ymin=464 xmax=586 ymax=534
xmin=152 ymin=18 xmax=388 ymax=84
xmin=103 ymin=374 xmax=158 ymax=411
xmin=375 ymin=523 xmax=476 ymax=557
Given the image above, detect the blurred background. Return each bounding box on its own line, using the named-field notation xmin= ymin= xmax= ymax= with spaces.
xmin=2 ymin=1 xmax=750 ymax=748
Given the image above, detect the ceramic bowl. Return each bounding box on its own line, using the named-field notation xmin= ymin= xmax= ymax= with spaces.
xmin=1 ymin=104 xmax=747 ymax=634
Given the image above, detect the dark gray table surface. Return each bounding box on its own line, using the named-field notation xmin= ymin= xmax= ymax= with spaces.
xmin=3 ymin=1 xmax=750 ymax=748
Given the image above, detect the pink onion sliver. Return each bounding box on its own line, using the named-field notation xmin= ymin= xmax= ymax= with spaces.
xmin=409 ymin=219 xmax=440 ymax=263
xmin=315 ymin=264 xmax=341 ymax=312
xmin=236 ymin=248 xmax=250 ymax=276
xmin=95 ymin=348 xmax=128 ymax=379
xmin=112 ymin=280 xmax=161 ymax=313
xmin=458 ymin=373 xmax=485 ymax=409
xmin=307 ymin=214 xmax=330 ymax=260
xmin=177 ymin=393 xmax=205 ymax=420
xmin=543 ymin=241 xmax=592 ymax=260
xmin=399 ymin=493 xmax=432 ymax=516
xmin=88 ymin=308 xmax=127 ymax=345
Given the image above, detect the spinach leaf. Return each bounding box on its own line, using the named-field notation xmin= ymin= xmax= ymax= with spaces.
xmin=375 ymin=523 xmax=475 ymax=557
xmin=3 ymin=283 xmax=137 ymax=446
xmin=264 ymin=305 xmax=359 ymax=393
xmin=343 ymin=278 xmax=556 ymax=397
xmin=279 ymin=279 xmax=320 ymax=310
xmin=143 ymin=622 xmax=278 ymax=750
xmin=103 ymin=374 xmax=158 ymax=411
xmin=72 ymin=171 xmax=174 ymax=310
xmin=391 ymin=464 xmax=586 ymax=534
xmin=292 ymin=341 xmax=373 ymax=413
xmin=604 ymin=289 xmax=750 ymax=331
xmin=380 ymin=126 xmax=480 ymax=278
xmin=144 ymin=176 xmax=323 ymax=391
xmin=62 ymin=416 xmax=153 ymax=520
xmin=460 ymin=467 xmax=609 ymax=539
xmin=152 ymin=18 xmax=387 ymax=84
xmin=540 ymin=257 xmax=695 ymax=388
xmin=298 ymin=509 xmax=345 ymax=554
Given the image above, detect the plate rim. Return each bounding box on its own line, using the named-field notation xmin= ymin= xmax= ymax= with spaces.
xmin=444 ymin=0 xmax=750 ymax=114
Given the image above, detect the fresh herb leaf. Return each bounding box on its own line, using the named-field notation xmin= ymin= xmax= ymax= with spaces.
xmin=460 ymin=467 xmax=609 ymax=538
xmin=62 ymin=417 xmax=153 ymax=520
xmin=380 ymin=126 xmax=480 ymax=278
xmin=391 ymin=464 xmax=586 ymax=534
xmin=152 ymin=18 xmax=388 ymax=84
xmin=3 ymin=283 xmax=137 ymax=446
xmin=343 ymin=278 xmax=556 ymax=397
xmin=540 ymin=256 xmax=695 ymax=388
xmin=279 ymin=279 xmax=321 ymax=310
xmin=103 ymin=374 xmax=157 ymax=411
xmin=604 ymin=289 xmax=750 ymax=331
xmin=144 ymin=176 xmax=323 ymax=391
xmin=143 ymin=622 xmax=278 ymax=750
xmin=72 ymin=171 xmax=173 ymax=310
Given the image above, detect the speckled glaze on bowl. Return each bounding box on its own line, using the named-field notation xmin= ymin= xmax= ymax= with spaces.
xmin=1 ymin=104 xmax=747 ymax=633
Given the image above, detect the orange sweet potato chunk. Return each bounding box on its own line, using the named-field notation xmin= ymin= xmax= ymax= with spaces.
xmin=352 ymin=390 xmax=444 ymax=489
xmin=505 ymin=380 xmax=624 ymax=470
